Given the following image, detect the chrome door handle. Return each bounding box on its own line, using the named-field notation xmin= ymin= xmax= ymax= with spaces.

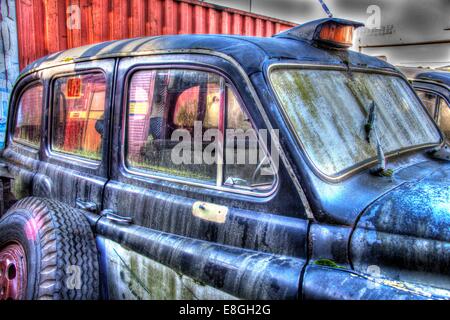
xmin=100 ymin=209 xmax=133 ymax=224
xmin=75 ymin=199 xmax=98 ymax=213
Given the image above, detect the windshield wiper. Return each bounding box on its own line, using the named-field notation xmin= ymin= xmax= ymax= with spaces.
xmin=364 ymin=101 xmax=393 ymax=177
xmin=371 ymin=135 xmax=391 ymax=176
xmin=364 ymin=101 xmax=376 ymax=143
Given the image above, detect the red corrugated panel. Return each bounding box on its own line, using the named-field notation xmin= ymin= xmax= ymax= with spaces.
xmin=15 ymin=0 xmax=296 ymax=70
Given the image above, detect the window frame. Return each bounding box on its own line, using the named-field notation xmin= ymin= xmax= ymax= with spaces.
xmin=267 ymin=62 xmax=444 ymax=183
xmin=121 ymin=64 xmax=278 ymax=197
xmin=436 ymin=96 xmax=450 ymax=124
xmin=436 ymin=96 xmax=450 ymax=141
xmin=48 ymin=69 xmax=108 ymax=166
xmin=12 ymin=81 xmax=45 ymax=149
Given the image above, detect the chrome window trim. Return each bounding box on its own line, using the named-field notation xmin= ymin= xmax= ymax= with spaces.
xmin=121 ymin=62 xmax=279 ymax=199
xmin=266 ymin=62 xmax=444 ymax=183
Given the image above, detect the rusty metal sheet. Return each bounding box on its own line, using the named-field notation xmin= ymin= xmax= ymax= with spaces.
xmin=15 ymin=0 xmax=296 ymax=70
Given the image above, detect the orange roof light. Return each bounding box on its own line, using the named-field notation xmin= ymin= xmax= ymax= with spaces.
xmin=317 ymin=22 xmax=355 ymax=48
xmin=275 ymin=18 xmax=364 ymax=50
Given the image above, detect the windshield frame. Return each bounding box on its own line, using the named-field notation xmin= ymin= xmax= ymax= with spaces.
xmin=267 ymin=62 xmax=444 ymax=182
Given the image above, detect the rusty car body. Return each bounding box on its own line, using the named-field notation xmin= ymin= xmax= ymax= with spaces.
xmin=0 ymin=18 xmax=449 ymax=300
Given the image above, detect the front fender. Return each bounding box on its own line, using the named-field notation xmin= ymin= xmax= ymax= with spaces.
xmin=302 ymin=265 xmax=450 ymax=300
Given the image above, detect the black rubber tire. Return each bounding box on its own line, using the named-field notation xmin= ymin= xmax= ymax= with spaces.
xmin=0 ymin=197 xmax=99 ymax=300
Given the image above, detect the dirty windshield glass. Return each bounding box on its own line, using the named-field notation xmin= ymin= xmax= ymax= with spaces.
xmin=270 ymin=69 xmax=441 ymax=176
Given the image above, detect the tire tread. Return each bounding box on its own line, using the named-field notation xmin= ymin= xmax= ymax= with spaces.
xmin=8 ymin=197 xmax=99 ymax=300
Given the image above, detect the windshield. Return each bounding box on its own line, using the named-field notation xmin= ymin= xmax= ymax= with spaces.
xmin=270 ymin=68 xmax=441 ymax=177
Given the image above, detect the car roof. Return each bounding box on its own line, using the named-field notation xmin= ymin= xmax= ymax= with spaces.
xmin=21 ymin=34 xmax=396 ymax=76
xmin=415 ymin=71 xmax=450 ymax=87
xmin=398 ymin=66 xmax=450 ymax=87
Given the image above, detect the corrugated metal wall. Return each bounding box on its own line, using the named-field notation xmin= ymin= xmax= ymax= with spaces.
xmin=15 ymin=0 xmax=296 ymax=70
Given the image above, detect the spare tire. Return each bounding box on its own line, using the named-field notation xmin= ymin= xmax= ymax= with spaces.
xmin=0 ymin=197 xmax=99 ymax=300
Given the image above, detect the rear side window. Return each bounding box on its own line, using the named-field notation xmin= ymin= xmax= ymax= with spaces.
xmin=52 ymin=73 xmax=106 ymax=160
xmin=14 ymin=83 xmax=43 ymax=147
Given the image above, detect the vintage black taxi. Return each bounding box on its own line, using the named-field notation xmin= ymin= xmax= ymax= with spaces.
xmin=0 ymin=18 xmax=449 ymax=300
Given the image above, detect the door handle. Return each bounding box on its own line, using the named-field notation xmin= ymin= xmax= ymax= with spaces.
xmin=100 ymin=209 xmax=133 ymax=224
xmin=75 ymin=198 xmax=98 ymax=213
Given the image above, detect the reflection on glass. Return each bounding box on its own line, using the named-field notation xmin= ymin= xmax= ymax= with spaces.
xmin=52 ymin=73 xmax=106 ymax=160
xmin=14 ymin=84 xmax=43 ymax=147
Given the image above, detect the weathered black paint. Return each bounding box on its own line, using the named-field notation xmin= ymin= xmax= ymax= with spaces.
xmin=84 ymin=211 xmax=303 ymax=300
xmin=1 ymin=20 xmax=449 ymax=299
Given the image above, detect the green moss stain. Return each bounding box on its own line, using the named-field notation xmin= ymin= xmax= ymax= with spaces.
xmin=106 ymin=240 xmax=236 ymax=300
xmin=314 ymin=259 xmax=346 ymax=269
xmin=12 ymin=178 xmax=28 ymax=200
xmin=292 ymin=73 xmax=318 ymax=118
xmin=129 ymin=255 xmax=138 ymax=273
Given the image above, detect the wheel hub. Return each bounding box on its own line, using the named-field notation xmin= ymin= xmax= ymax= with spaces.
xmin=0 ymin=243 xmax=27 ymax=300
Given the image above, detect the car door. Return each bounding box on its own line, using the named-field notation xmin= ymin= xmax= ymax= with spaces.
xmin=33 ymin=60 xmax=115 ymax=213
xmin=99 ymin=54 xmax=310 ymax=300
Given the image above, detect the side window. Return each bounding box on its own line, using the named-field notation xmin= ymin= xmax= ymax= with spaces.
xmin=438 ymin=98 xmax=450 ymax=141
xmin=127 ymin=69 xmax=221 ymax=183
xmin=13 ymin=83 xmax=44 ymax=147
xmin=126 ymin=68 xmax=276 ymax=192
xmin=52 ymin=73 xmax=106 ymax=160
xmin=417 ymin=90 xmax=438 ymax=118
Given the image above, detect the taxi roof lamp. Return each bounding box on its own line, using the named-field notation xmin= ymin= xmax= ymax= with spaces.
xmin=274 ymin=18 xmax=364 ymax=49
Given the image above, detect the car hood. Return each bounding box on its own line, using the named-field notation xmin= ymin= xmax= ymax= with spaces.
xmin=356 ymin=164 xmax=450 ymax=242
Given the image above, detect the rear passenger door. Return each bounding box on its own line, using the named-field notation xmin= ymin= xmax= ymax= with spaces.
xmin=101 ymin=55 xmax=309 ymax=300
xmin=35 ymin=60 xmax=115 ymax=212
